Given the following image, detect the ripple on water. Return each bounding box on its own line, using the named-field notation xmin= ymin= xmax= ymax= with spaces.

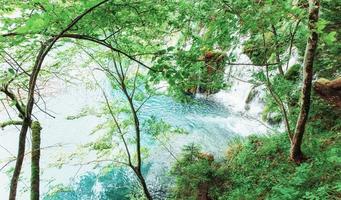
xmin=44 ymin=94 xmax=266 ymax=199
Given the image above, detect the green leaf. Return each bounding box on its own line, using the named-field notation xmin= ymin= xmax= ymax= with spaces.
xmin=8 ymin=68 xmax=15 ymax=75
xmin=324 ymin=31 xmax=337 ymax=45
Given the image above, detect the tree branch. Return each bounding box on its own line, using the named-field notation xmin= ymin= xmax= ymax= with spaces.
xmin=0 ymin=120 xmax=23 ymax=129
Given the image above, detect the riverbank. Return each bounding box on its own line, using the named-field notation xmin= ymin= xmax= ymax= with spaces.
xmin=171 ymin=111 xmax=341 ymax=200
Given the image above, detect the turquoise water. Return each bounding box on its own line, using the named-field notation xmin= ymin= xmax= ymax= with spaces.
xmin=44 ymin=95 xmax=238 ymax=199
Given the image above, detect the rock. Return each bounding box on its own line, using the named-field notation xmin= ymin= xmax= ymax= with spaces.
xmin=314 ymin=77 xmax=341 ymax=108
xmin=285 ymin=64 xmax=301 ymax=81
xmin=245 ymin=85 xmax=260 ymax=111
xmin=245 ymin=104 xmax=251 ymax=111
xmin=245 ymin=85 xmax=259 ymax=105
xmin=266 ymin=112 xmax=282 ymax=125
xmin=262 ymin=107 xmax=282 ymax=125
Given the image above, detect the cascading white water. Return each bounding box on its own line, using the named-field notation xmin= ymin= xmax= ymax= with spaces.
xmin=209 ymin=43 xmax=300 ymax=135
xmin=211 ymin=45 xmax=264 ymax=114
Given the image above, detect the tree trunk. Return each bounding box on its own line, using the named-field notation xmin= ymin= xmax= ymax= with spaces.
xmin=129 ymin=101 xmax=153 ymax=200
xmin=197 ymin=182 xmax=213 ymax=200
xmin=134 ymin=170 xmax=153 ymax=200
xmin=290 ymin=0 xmax=320 ymax=163
xmin=31 ymin=121 xmax=41 ymax=200
xmin=9 ymin=120 xmax=30 ymax=200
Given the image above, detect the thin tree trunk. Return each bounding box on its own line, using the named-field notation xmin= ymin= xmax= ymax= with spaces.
xmin=271 ymin=25 xmax=285 ymax=76
xmin=30 ymin=121 xmax=41 ymax=200
xmin=9 ymin=42 xmax=47 ymax=200
xmin=261 ymin=32 xmax=293 ymax=141
xmin=265 ymin=65 xmax=293 ymax=141
xmin=8 ymin=120 xmax=30 ymax=200
xmin=134 ymin=170 xmax=153 ymax=200
xmin=286 ymin=19 xmax=301 ymax=71
xmin=290 ymin=0 xmax=320 ymax=163
xmin=125 ymin=86 xmax=153 ymax=200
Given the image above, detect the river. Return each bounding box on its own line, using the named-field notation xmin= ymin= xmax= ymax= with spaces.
xmin=0 ymin=50 xmax=272 ymax=199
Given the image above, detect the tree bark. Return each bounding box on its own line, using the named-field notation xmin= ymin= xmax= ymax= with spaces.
xmin=134 ymin=170 xmax=153 ymax=200
xmin=31 ymin=121 xmax=41 ymax=200
xmin=290 ymin=0 xmax=320 ymax=163
xmin=8 ymin=120 xmax=30 ymax=200
xmin=122 ymin=73 xmax=153 ymax=200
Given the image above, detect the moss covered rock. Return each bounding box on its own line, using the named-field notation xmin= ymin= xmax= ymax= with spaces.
xmin=314 ymin=77 xmax=341 ymax=107
xmin=285 ymin=64 xmax=301 ymax=81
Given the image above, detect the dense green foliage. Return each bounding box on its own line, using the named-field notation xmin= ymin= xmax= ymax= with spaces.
xmin=168 ymin=1 xmax=341 ymax=199
xmin=1 ymin=0 xmax=340 ymax=199
xmin=172 ymin=121 xmax=340 ymax=199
